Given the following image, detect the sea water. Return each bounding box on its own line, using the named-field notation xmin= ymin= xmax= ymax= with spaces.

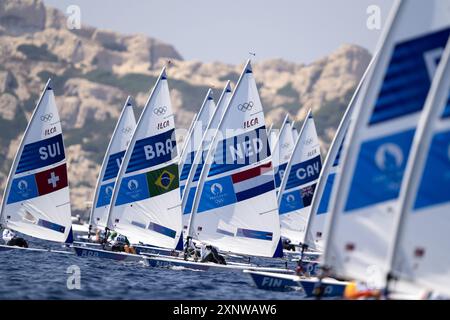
xmin=0 ymin=236 xmax=304 ymax=300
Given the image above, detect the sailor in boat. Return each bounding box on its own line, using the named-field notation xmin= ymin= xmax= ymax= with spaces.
xmin=107 ymin=231 xmax=136 ymax=254
xmin=2 ymin=228 xmax=28 ymax=248
xmin=343 ymin=281 xmax=381 ymax=300
xmin=200 ymin=244 xmax=226 ymax=265
xmin=184 ymin=237 xmax=200 ymax=261
xmin=281 ymin=237 xmax=295 ymax=251
xmin=92 ymin=228 xmax=108 ymax=244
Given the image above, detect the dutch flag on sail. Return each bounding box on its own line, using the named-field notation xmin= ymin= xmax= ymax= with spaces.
xmin=198 ymin=162 xmax=274 ymax=212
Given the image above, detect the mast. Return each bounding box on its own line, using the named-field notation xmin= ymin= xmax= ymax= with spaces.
xmin=276 ymin=109 xmax=312 ymax=208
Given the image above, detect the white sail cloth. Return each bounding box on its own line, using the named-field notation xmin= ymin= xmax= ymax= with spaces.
xmin=0 ymin=80 xmax=72 ymax=243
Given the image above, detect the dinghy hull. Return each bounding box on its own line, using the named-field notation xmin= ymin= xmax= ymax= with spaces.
xmin=299 ymin=278 xmax=348 ymax=298
xmin=244 ymin=270 xmax=302 ymax=291
xmin=244 ymin=270 xmax=348 ymax=297
xmin=142 ymin=256 xmax=294 ymax=273
xmin=73 ymin=246 xmax=143 ymax=262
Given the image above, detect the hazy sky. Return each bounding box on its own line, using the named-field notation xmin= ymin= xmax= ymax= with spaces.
xmin=44 ymin=0 xmax=395 ymax=64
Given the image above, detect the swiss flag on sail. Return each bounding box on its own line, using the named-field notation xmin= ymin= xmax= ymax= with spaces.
xmin=35 ymin=163 xmax=68 ymax=196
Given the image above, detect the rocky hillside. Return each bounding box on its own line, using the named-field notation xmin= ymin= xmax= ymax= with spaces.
xmin=0 ymin=0 xmax=371 ymax=217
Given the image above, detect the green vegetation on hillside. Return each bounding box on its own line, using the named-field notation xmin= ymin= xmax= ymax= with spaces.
xmin=17 ymin=44 xmax=59 ymax=63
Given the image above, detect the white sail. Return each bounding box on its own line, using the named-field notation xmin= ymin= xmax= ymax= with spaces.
xmin=292 ymin=121 xmax=299 ymax=141
xmin=277 ymin=110 xmax=322 ymax=245
xmin=179 ymin=89 xmax=215 ymax=200
xmin=188 ymin=60 xmax=283 ymax=258
xmin=268 ymin=124 xmax=278 ymax=154
xmin=388 ymin=37 xmax=450 ymax=296
xmin=180 ymin=112 xmax=198 ymax=160
xmin=89 ymin=97 xmax=136 ymax=229
xmin=267 ymin=123 xmax=273 ymax=136
xmin=107 ymin=68 xmax=183 ymax=250
xmin=0 ymin=80 xmax=72 ymax=243
xmin=181 ymin=82 xmax=232 ymax=230
xmin=272 ymin=115 xmax=296 ymax=194
xmin=323 ymin=0 xmax=450 ymax=287
xmin=303 ymin=56 xmax=376 ymax=252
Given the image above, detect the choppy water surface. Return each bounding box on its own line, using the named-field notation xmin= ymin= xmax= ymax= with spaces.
xmin=0 ymin=237 xmax=304 ymax=300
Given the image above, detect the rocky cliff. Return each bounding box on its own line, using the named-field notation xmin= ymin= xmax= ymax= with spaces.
xmin=0 ymin=0 xmax=371 ymax=217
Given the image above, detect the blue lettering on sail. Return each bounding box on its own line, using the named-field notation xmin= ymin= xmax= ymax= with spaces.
xmin=274 ymin=163 xmax=287 ymax=189
xmin=103 ymin=151 xmax=125 ymax=181
xmin=209 ymin=126 xmax=270 ymax=177
xmin=285 ymin=155 xmax=321 ymax=190
xmin=414 ymin=130 xmax=450 ymax=210
xmin=126 ymin=129 xmax=177 ymax=174
xmin=369 ymin=28 xmax=450 ymax=125
xmin=345 ymin=129 xmax=415 ymax=212
xmin=16 ymin=134 xmax=65 ymax=174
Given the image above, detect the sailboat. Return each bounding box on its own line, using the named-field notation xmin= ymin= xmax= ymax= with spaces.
xmin=386 ymin=35 xmax=450 ymax=298
xmin=88 ymin=97 xmax=137 ymax=233
xmin=272 ymin=115 xmax=296 ymax=195
xmin=321 ymin=0 xmax=450 ymax=295
xmin=301 ymin=56 xmax=377 ymax=256
xmin=74 ymin=67 xmax=183 ymax=260
xmin=0 ymin=79 xmax=73 ymax=254
xmin=140 ymin=61 xmax=296 ymax=272
xmin=179 ymin=90 xmax=215 ymax=196
xmin=181 ymin=82 xmax=232 ymax=230
xmin=244 ymin=63 xmax=375 ymax=294
xmin=277 ymin=110 xmax=322 ymax=246
xmin=183 ymin=59 xmax=283 ymax=258
xmin=179 ymin=89 xmax=216 ymax=227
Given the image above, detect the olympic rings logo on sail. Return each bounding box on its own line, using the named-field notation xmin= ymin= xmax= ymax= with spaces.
xmin=40 ymin=113 xmax=53 ymax=122
xmin=153 ymin=106 xmax=167 ymax=116
xmin=281 ymin=143 xmax=290 ymax=149
xmin=122 ymin=127 xmax=133 ymax=134
xmin=237 ymin=101 xmax=254 ymax=112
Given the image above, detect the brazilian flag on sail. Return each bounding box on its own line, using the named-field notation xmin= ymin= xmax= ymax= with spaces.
xmin=146 ymin=163 xmax=179 ymax=197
